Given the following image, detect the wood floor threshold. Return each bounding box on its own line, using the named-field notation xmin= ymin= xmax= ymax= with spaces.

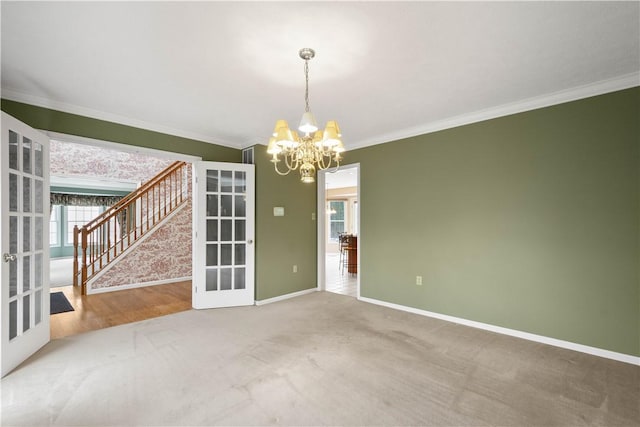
xmin=50 ymin=280 xmax=192 ymax=339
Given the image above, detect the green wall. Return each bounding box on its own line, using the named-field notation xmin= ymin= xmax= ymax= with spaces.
xmin=1 ymin=100 xmax=240 ymax=162
xmin=347 ymin=87 xmax=639 ymax=356
xmin=253 ymin=145 xmax=317 ymax=301
xmin=4 ymin=89 xmax=638 ymax=356
xmin=1 ymin=99 xmax=317 ymax=302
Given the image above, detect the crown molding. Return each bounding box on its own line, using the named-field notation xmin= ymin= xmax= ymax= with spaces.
xmin=0 ymin=88 xmax=242 ymax=150
xmin=348 ymin=72 xmax=640 ymax=151
xmin=4 ymin=72 xmax=638 ymax=153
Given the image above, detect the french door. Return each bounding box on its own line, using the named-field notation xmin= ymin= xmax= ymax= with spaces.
xmin=1 ymin=112 xmax=50 ymax=377
xmin=192 ymin=162 xmax=254 ymax=309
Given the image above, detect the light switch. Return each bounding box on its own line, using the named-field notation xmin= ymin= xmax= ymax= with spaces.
xmin=273 ymin=207 xmax=285 ymax=216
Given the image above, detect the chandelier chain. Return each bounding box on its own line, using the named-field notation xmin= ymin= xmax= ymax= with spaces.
xmin=304 ymin=59 xmax=310 ymax=113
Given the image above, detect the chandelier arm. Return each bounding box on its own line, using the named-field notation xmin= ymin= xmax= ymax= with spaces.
xmin=285 ymin=151 xmax=299 ymax=171
xmin=273 ymin=158 xmax=293 ymax=176
xmin=316 ymin=151 xmax=333 ymax=170
xmin=316 ymin=155 xmax=328 ymax=171
xmin=326 ymin=157 xmax=341 ymax=174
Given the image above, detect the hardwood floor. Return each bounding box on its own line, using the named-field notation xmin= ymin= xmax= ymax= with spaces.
xmin=50 ymin=281 xmax=192 ymax=339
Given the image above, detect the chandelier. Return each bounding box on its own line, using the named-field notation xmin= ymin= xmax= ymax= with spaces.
xmin=267 ymin=48 xmax=345 ymax=183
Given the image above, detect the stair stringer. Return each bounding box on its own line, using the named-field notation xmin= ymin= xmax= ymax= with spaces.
xmin=86 ymin=198 xmax=192 ymax=294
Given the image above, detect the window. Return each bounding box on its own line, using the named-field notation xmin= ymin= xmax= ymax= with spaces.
xmin=50 ymin=205 xmax=61 ymax=246
xmin=65 ymin=206 xmax=102 ymax=245
xmin=328 ymin=200 xmax=346 ymax=242
xmin=50 ymin=205 xmax=106 ymax=257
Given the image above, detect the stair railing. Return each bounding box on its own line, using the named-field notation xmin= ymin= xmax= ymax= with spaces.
xmin=73 ymin=161 xmax=189 ymax=294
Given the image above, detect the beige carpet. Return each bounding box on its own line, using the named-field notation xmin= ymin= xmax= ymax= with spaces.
xmin=2 ymin=291 xmax=638 ymax=426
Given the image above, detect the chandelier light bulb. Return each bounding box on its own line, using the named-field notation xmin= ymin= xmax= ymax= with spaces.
xmin=299 ymin=111 xmax=318 ymax=133
xmin=266 ymin=137 xmax=282 ymax=155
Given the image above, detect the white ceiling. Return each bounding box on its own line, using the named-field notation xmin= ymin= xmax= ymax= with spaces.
xmin=325 ymin=167 xmax=357 ymax=190
xmin=2 ymin=2 xmax=638 ymax=151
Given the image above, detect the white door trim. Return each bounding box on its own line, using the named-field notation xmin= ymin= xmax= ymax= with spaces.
xmin=316 ymin=171 xmax=326 ymax=291
xmin=317 ymin=164 xmax=361 ymax=298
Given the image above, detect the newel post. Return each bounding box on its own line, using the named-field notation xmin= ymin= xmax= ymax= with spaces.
xmin=73 ymin=225 xmax=79 ymax=287
xmin=81 ymin=227 xmax=88 ymax=295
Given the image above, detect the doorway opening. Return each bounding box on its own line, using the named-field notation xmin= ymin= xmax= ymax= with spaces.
xmin=44 ymin=131 xmax=200 ymax=338
xmin=317 ymin=164 xmax=360 ymax=298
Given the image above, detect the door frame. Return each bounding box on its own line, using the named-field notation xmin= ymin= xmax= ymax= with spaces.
xmin=316 ymin=163 xmax=360 ymax=298
xmin=44 ymin=131 xmax=202 ymax=291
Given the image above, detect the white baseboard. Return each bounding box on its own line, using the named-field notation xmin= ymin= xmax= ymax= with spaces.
xmin=87 ymin=276 xmax=192 ymax=294
xmin=255 ymin=288 xmax=317 ymax=306
xmin=358 ymin=296 xmax=640 ymax=366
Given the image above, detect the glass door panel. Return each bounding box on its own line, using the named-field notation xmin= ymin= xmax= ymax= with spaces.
xmin=1 ymin=112 xmax=50 ymax=377
xmin=193 ymin=162 xmax=254 ymax=309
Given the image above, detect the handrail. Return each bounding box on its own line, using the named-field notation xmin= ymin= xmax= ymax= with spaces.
xmin=73 ymin=160 xmax=189 ymax=294
xmin=83 ymin=161 xmax=185 ymax=232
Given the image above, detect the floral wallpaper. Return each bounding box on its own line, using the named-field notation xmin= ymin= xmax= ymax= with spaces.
xmin=52 ymin=138 xmax=193 ymax=290
xmin=90 ymin=199 xmax=192 ymax=290
xmin=51 ymin=140 xmax=174 ymax=182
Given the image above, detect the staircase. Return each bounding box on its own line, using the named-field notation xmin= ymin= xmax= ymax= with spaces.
xmin=73 ymin=161 xmax=189 ymax=294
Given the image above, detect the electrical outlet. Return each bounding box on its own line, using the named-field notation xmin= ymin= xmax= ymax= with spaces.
xmin=293 ymin=265 xmax=298 ymax=273
xmin=416 ymin=276 xmax=423 ymax=286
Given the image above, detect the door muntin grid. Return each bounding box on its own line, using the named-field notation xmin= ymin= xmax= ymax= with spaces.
xmin=204 ymin=169 xmax=247 ymax=292
xmin=6 ymin=129 xmax=46 ymax=340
